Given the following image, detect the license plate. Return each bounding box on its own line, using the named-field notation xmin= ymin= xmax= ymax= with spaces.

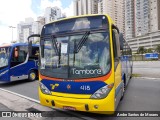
xmin=63 ymin=106 xmax=76 ymax=111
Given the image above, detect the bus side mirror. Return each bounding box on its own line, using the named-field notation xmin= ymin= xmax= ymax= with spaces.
xmin=14 ymin=47 xmax=18 ymax=58
xmin=40 ymin=40 xmax=44 ymax=58
xmin=119 ymin=33 xmax=124 ymax=50
xmin=28 ymin=40 xmax=32 ymax=57
xmin=27 ymin=34 xmax=40 ymax=57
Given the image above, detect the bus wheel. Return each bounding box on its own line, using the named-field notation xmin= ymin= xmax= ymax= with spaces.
xmin=130 ymin=66 xmax=133 ymax=79
xmin=28 ymin=70 xmax=37 ymax=81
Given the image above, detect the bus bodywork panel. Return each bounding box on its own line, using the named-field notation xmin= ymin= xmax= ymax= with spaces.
xmin=0 ymin=67 xmax=10 ymax=82
xmin=39 ymin=72 xmax=115 ymax=112
xmin=10 ymin=60 xmax=38 ymax=81
xmin=39 ymin=87 xmax=115 ymax=113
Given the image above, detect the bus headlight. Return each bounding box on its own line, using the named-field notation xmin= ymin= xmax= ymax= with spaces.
xmin=90 ymin=83 xmax=114 ymax=99
xmin=39 ymin=82 xmax=51 ymax=95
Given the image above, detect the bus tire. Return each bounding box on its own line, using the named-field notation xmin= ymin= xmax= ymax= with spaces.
xmin=130 ymin=66 xmax=133 ymax=79
xmin=28 ymin=70 xmax=37 ymax=81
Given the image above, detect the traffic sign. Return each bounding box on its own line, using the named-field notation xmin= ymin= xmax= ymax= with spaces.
xmin=145 ymin=53 xmax=158 ymax=59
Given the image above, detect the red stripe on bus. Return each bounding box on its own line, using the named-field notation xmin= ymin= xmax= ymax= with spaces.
xmin=39 ymin=71 xmax=111 ymax=82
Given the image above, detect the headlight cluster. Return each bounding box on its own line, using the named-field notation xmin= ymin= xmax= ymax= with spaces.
xmin=90 ymin=83 xmax=114 ymax=99
xmin=39 ymin=82 xmax=51 ymax=95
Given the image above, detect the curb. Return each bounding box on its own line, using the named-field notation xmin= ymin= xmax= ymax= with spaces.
xmin=0 ymin=88 xmax=40 ymax=103
xmin=0 ymin=88 xmax=96 ymax=120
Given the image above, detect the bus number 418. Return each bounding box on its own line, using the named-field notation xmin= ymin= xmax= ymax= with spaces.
xmin=80 ymin=85 xmax=90 ymax=91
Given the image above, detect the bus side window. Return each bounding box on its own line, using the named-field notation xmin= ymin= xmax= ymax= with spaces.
xmin=18 ymin=46 xmax=28 ymax=62
xmin=30 ymin=47 xmax=39 ymax=60
xmin=11 ymin=46 xmax=27 ymax=67
xmin=14 ymin=47 xmax=19 ymax=58
xmin=112 ymin=29 xmax=120 ymax=69
xmin=12 ymin=47 xmax=19 ymax=62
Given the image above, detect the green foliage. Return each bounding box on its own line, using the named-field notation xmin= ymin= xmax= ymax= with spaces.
xmin=146 ymin=48 xmax=153 ymax=53
xmin=33 ymin=39 xmax=39 ymax=44
xmin=137 ymin=46 xmax=146 ymax=54
xmin=132 ymin=74 xmax=141 ymax=77
xmin=155 ymin=44 xmax=160 ymax=53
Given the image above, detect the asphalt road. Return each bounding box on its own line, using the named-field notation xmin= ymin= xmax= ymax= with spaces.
xmin=0 ymin=80 xmax=39 ymax=100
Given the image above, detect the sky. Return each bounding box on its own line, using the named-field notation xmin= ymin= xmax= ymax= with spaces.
xmin=0 ymin=0 xmax=73 ymax=45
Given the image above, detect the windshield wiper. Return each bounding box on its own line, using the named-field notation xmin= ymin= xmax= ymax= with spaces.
xmin=51 ymin=35 xmax=59 ymax=55
xmin=72 ymin=31 xmax=90 ymax=66
xmin=51 ymin=35 xmax=61 ymax=67
xmin=75 ymin=31 xmax=90 ymax=53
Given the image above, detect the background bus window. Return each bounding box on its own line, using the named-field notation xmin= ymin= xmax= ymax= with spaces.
xmin=11 ymin=46 xmax=28 ymax=67
xmin=29 ymin=46 xmax=39 ymax=60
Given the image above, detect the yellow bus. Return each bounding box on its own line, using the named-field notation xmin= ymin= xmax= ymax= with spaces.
xmin=28 ymin=14 xmax=132 ymax=114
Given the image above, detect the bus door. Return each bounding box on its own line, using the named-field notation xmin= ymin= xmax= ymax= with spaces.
xmin=112 ymin=28 xmax=122 ymax=109
xmin=125 ymin=46 xmax=131 ymax=83
xmin=10 ymin=46 xmax=28 ymax=81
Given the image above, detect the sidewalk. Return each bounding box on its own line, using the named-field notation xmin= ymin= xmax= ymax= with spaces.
xmin=0 ymin=103 xmax=29 ymax=120
xmin=0 ymin=89 xmax=51 ymax=120
xmin=0 ymin=88 xmax=88 ymax=120
xmin=0 ymin=103 xmax=12 ymax=111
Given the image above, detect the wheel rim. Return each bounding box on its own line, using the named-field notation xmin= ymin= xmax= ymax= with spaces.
xmin=30 ymin=73 xmax=36 ymax=80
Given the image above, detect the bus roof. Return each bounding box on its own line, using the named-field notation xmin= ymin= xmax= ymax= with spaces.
xmin=0 ymin=43 xmax=38 ymax=48
xmin=46 ymin=14 xmax=113 ymax=25
xmin=42 ymin=14 xmax=113 ymax=35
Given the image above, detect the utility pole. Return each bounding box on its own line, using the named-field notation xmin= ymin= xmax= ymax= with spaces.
xmin=9 ymin=26 xmax=16 ymax=42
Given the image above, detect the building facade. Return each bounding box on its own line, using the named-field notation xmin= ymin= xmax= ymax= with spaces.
xmin=73 ymin=0 xmax=98 ymax=16
xmin=98 ymin=0 xmax=112 ymax=17
xmin=44 ymin=7 xmax=61 ymax=24
xmin=17 ymin=17 xmax=45 ymax=43
xmin=125 ymin=0 xmax=135 ymax=39
xmin=73 ymin=0 xmax=125 ymax=34
xmin=125 ymin=0 xmax=160 ymax=52
xmin=17 ymin=18 xmax=35 ymax=43
xmin=127 ymin=31 xmax=160 ymax=53
xmin=149 ymin=0 xmax=160 ymax=32
xmin=98 ymin=0 xmax=125 ymax=34
xmin=126 ymin=0 xmax=160 ymax=39
xmin=135 ymin=0 xmax=150 ymax=37
xmin=36 ymin=16 xmax=45 ymax=34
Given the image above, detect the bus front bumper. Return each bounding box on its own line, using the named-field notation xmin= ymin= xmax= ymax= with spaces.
xmin=39 ymin=89 xmax=115 ymax=114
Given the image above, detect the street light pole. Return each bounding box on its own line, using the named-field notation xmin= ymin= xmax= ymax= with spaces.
xmin=9 ymin=26 xmax=16 ymax=41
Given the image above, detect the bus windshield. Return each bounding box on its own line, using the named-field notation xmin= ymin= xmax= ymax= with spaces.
xmin=0 ymin=47 xmax=10 ymax=68
xmin=40 ymin=32 xmax=111 ymax=79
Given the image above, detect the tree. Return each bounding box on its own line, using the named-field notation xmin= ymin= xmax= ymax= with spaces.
xmin=137 ymin=46 xmax=146 ymax=54
xmin=33 ymin=39 xmax=40 ymax=44
xmin=155 ymin=44 xmax=160 ymax=53
xmin=146 ymin=48 xmax=153 ymax=53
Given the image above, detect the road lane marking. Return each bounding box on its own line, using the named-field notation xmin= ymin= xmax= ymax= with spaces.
xmin=0 ymin=88 xmax=40 ymax=103
xmin=0 ymin=88 xmax=96 ymax=120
